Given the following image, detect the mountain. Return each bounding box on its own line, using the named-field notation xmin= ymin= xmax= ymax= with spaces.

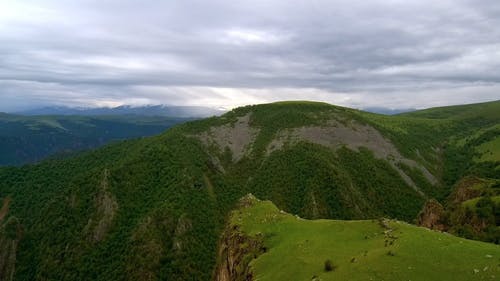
xmin=0 ymin=114 xmax=191 ymax=166
xmin=0 ymin=101 xmax=498 ymax=280
xmin=16 ymin=105 xmax=225 ymax=118
xmin=399 ymin=100 xmax=500 ymax=120
xmin=361 ymin=106 xmax=417 ymax=115
xmin=216 ymin=195 xmax=500 ymax=281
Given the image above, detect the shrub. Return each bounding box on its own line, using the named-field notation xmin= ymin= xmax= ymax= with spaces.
xmin=324 ymin=259 xmax=336 ymax=272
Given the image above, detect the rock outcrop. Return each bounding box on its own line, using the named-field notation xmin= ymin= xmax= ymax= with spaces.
xmin=416 ymin=199 xmax=446 ymax=231
xmin=214 ymin=195 xmax=265 ymax=281
xmin=199 ymin=114 xmax=259 ymax=162
xmin=447 ymin=176 xmax=485 ymax=205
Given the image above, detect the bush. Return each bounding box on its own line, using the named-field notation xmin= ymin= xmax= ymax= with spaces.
xmin=324 ymin=259 xmax=336 ymax=272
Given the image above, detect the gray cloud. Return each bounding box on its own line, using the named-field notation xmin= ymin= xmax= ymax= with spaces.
xmin=0 ymin=0 xmax=499 ymax=111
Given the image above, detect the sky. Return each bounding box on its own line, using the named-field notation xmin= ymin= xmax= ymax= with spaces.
xmin=1 ymin=0 xmax=499 ymax=112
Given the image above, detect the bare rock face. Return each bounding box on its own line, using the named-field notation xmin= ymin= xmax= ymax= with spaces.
xmin=214 ymin=225 xmax=264 ymax=281
xmin=416 ymin=199 xmax=446 ymax=231
xmin=214 ymin=195 xmax=264 ymax=281
xmin=198 ymin=114 xmax=259 ymax=162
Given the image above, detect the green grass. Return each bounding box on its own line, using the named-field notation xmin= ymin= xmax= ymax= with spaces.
xmin=477 ymin=137 xmax=500 ymax=162
xmin=234 ymin=198 xmax=500 ymax=281
xmin=463 ymin=196 xmax=500 ymax=209
xmin=400 ymin=100 xmax=500 ymax=121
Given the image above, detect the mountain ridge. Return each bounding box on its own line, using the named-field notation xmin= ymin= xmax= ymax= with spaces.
xmin=13 ymin=105 xmax=225 ymax=118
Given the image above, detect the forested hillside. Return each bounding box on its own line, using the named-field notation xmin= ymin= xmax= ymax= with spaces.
xmin=0 ymin=101 xmax=498 ymax=280
xmin=0 ymin=114 xmax=190 ymax=166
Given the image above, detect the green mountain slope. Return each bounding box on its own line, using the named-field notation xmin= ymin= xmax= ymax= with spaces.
xmin=0 ymin=114 xmax=190 ymax=166
xmin=217 ymin=195 xmax=500 ymax=281
xmin=400 ymin=100 xmax=500 ymax=120
xmin=0 ymin=101 xmax=498 ymax=280
xmin=398 ymin=100 xmax=500 ymax=181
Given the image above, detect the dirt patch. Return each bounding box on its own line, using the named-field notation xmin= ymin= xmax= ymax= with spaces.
xmin=198 ymin=114 xmax=259 ymax=162
xmin=266 ymin=120 xmax=437 ymax=193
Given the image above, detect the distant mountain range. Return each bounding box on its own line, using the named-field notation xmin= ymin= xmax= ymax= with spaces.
xmin=14 ymin=104 xmax=417 ymax=117
xmin=0 ymin=104 xmax=224 ymax=166
xmin=15 ymin=105 xmax=225 ymax=118
xmin=0 ymin=114 xmax=191 ymax=166
xmin=361 ymin=107 xmax=417 ymax=115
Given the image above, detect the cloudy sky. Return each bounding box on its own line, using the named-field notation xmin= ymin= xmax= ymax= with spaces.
xmin=1 ymin=0 xmax=499 ymax=112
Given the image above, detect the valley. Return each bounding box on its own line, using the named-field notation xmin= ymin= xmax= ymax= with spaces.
xmin=0 ymin=114 xmax=191 ymax=166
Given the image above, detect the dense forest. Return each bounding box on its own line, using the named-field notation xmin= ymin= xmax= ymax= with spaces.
xmin=0 ymin=114 xmax=191 ymax=166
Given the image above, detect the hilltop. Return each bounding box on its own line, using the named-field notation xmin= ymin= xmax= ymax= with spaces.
xmin=400 ymin=100 xmax=500 ymax=120
xmin=0 ymin=100 xmax=498 ymax=280
xmin=217 ymin=195 xmax=500 ymax=281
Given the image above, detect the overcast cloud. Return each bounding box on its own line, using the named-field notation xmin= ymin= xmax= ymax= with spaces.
xmin=0 ymin=0 xmax=499 ymax=111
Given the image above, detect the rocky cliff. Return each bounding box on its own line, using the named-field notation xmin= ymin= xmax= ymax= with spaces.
xmin=214 ymin=195 xmax=265 ymax=281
